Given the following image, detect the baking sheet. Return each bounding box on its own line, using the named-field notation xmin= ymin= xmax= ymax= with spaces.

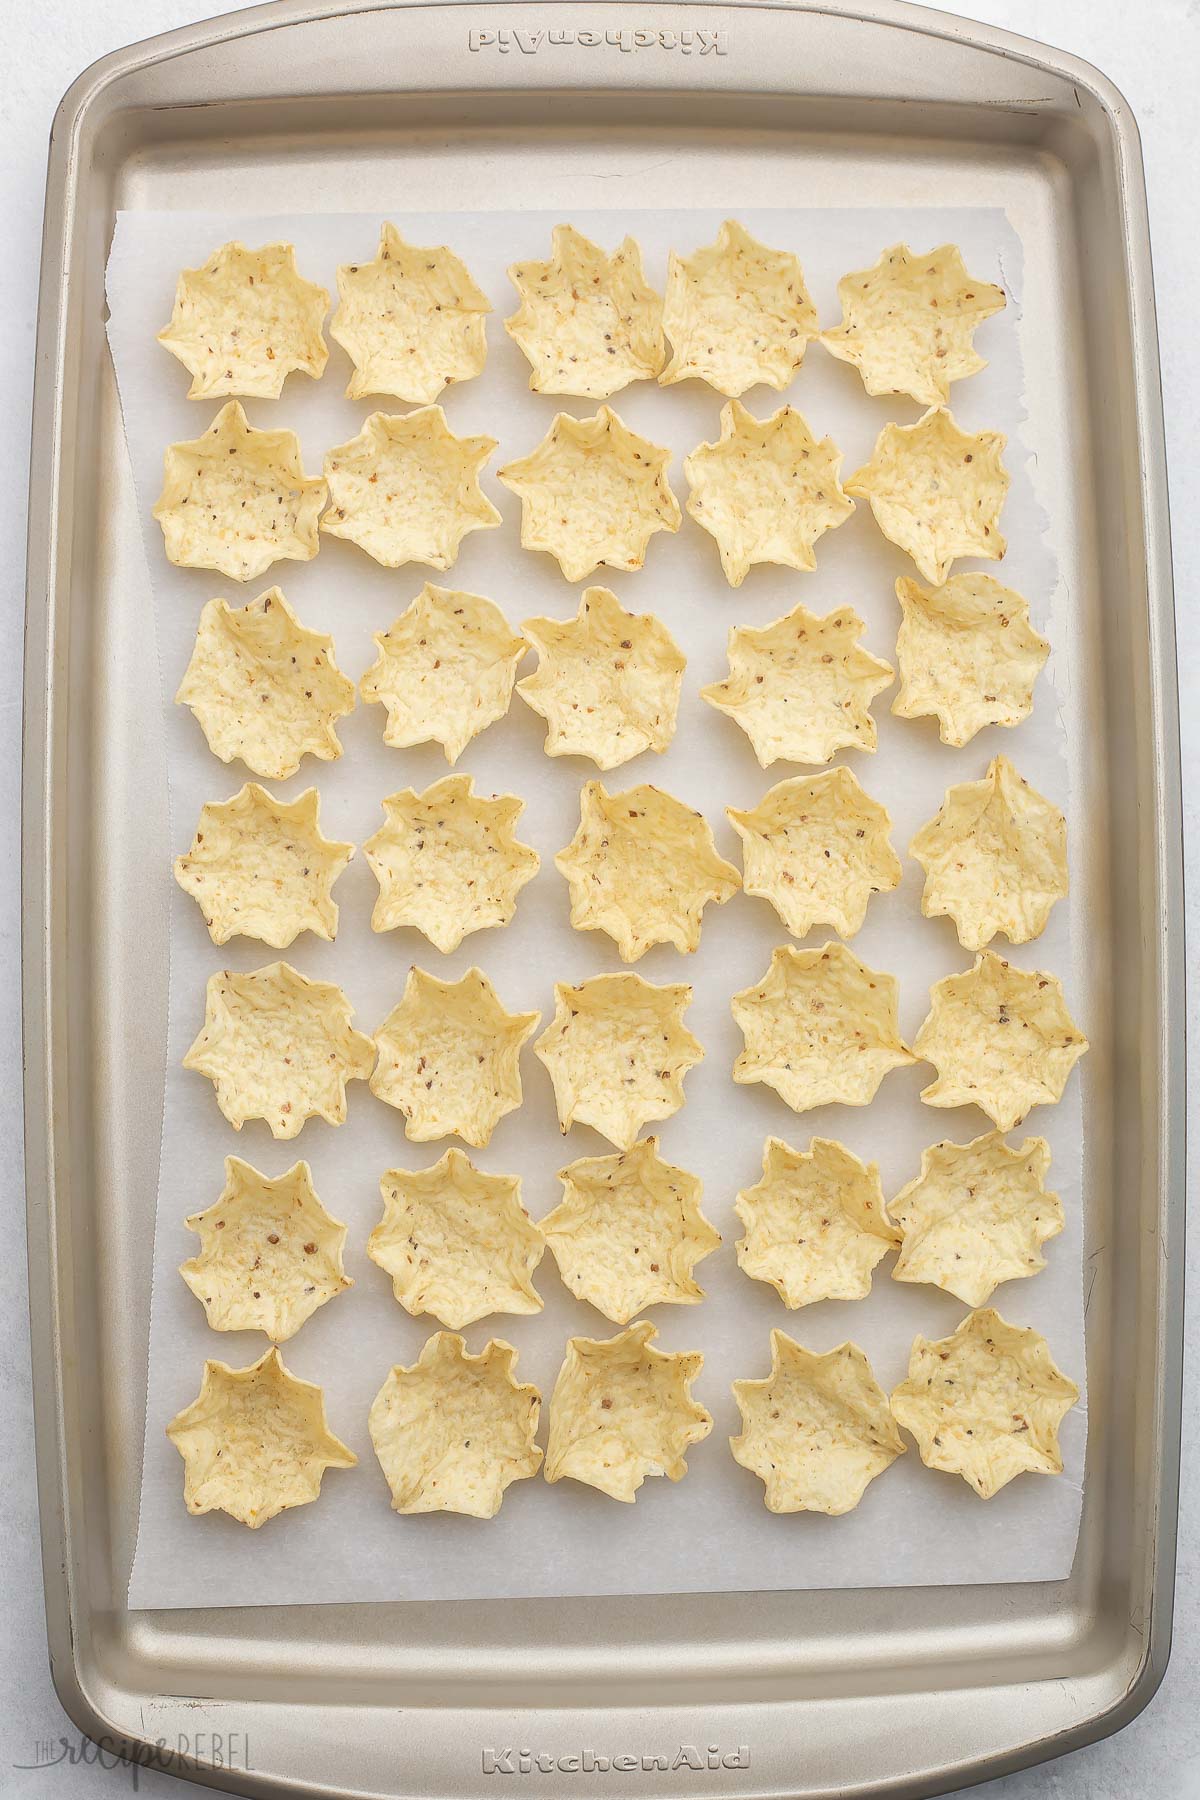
xmin=106 ymin=207 xmax=1086 ymax=1611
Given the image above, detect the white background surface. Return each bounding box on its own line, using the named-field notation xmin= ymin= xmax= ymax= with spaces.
xmin=0 ymin=0 xmax=1194 ymax=1793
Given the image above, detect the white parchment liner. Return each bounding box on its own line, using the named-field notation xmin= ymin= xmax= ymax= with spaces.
xmin=105 ymin=208 xmax=1086 ymax=1610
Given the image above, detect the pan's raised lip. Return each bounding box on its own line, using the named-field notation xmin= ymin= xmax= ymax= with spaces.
xmin=24 ymin=0 xmax=1183 ymax=1793
xmin=45 ymin=0 xmax=1152 ymax=154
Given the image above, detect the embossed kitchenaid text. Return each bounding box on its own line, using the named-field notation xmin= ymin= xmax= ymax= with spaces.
xmin=482 ymin=1745 xmax=751 ymax=1775
xmin=468 ymin=27 xmax=729 ymax=54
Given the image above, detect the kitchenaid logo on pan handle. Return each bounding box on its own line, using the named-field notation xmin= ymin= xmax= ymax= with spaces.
xmin=481 ymin=1744 xmax=751 ymax=1775
xmin=468 ymin=26 xmax=729 ymax=53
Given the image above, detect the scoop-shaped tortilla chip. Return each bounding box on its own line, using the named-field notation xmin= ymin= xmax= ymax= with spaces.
xmin=913 ymin=950 xmax=1088 ymax=1132
xmin=535 ymin=973 xmax=702 ymax=1150
xmin=734 ymin=1136 xmax=898 ymax=1307
xmin=331 ymin=222 xmax=490 ymax=404
xmin=174 ymin=783 xmax=353 ymax=948
xmin=166 ymin=1346 xmax=356 ymax=1527
xmin=506 ymin=224 xmax=664 ymax=397
xmin=556 ymin=780 xmax=739 ymax=962
xmin=728 ymin=767 xmax=901 ymax=939
xmin=542 ymin=1137 xmax=720 ymax=1324
xmin=322 ymin=407 xmax=500 ymax=570
xmin=364 ymin=774 xmax=539 ymax=953
xmin=180 ymin=1156 xmax=352 ymax=1340
xmin=176 ymin=588 xmax=356 ymax=781
xmin=701 ymin=603 xmax=893 ymax=768
xmin=369 ymin=1333 xmax=541 ymax=1518
xmin=498 ymin=406 xmax=680 ymax=581
xmin=158 ymin=239 xmax=329 ymax=400
xmin=846 ymin=406 xmax=1009 ymax=586
xmin=660 ymin=219 xmax=819 ymax=395
xmin=910 ymin=755 xmax=1068 ymax=951
xmin=890 ymin=1307 xmax=1078 ymax=1497
xmin=732 ymin=942 xmax=915 ymax=1113
xmin=369 ymin=1148 xmax=544 ymax=1329
xmin=183 ymin=961 xmax=375 ymax=1138
xmin=891 ymin=1131 xmax=1062 ymax=1307
xmin=731 ymin=1330 xmax=904 ymax=1514
xmin=820 ymin=242 xmax=1005 ymax=406
xmin=545 ymin=1320 xmax=712 ymax=1502
xmin=892 ymin=573 xmax=1049 ymax=747
xmin=684 ymin=400 xmax=854 ymax=586
xmin=360 ymin=584 xmax=526 ymax=763
xmin=518 ymin=585 xmax=685 ymax=770
xmin=153 ymin=401 xmax=326 ymax=583
xmin=370 ymin=965 xmax=539 ymax=1148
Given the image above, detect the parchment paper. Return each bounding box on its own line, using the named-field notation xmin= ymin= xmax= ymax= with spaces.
xmin=106 ymin=207 xmax=1086 ymax=1611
